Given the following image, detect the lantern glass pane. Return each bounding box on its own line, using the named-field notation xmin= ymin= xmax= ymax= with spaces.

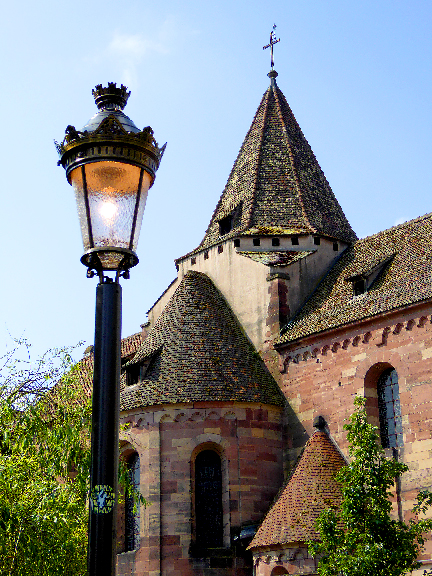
xmin=85 ymin=161 xmax=142 ymax=248
xmin=131 ymin=170 xmax=152 ymax=250
xmin=70 ymin=161 xmax=152 ymax=255
xmin=70 ymin=167 xmax=90 ymax=249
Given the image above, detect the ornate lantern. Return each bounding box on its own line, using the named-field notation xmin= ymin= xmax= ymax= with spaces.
xmin=56 ymin=83 xmax=165 ymax=278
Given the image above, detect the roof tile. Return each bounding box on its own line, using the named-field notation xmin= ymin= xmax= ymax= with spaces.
xmin=121 ymin=271 xmax=285 ymax=410
xmin=191 ymin=78 xmax=356 ymax=256
xmin=278 ymin=213 xmax=432 ymax=344
xmin=248 ymin=430 xmax=345 ymax=548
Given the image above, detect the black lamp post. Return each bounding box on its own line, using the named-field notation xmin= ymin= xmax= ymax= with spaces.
xmin=56 ymin=83 xmax=164 ymax=576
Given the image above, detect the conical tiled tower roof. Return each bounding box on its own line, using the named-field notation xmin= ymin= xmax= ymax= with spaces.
xmin=248 ymin=429 xmax=345 ymax=548
xmin=120 ymin=271 xmax=285 ymax=410
xmin=199 ymin=72 xmax=357 ymax=251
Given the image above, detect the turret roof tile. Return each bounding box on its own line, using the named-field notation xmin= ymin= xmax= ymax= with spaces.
xmin=192 ymin=76 xmax=357 ymax=256
xmin=248 ymin=430 xmax=345 ymax=548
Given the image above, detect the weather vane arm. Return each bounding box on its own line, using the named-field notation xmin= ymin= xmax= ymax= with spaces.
xmin=263 ymin=24 xmax=280 ymax=69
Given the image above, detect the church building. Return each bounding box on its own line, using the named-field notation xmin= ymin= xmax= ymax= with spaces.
xmin=109 ymin=64 xmax=432 ymax=576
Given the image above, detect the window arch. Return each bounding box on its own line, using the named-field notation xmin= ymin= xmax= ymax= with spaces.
xmin=271 ymin=568 xmax=289 ymax=576
xmin=194 ymin=449 xmax=223 ymax=549
xmin=125 ymin=452 xmax=140 ymax=551
xmin=377 ymin=368 xmax=403 ymax=448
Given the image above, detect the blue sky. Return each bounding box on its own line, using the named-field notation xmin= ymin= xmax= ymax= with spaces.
xmin=1 ymin=0 xmax=431 ymax=361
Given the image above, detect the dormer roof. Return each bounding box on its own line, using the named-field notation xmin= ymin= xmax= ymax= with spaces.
xmin=278 ymin=213 xmax=432 ymax=345
xmin=196 ymin=72 xmax=357 ymax=254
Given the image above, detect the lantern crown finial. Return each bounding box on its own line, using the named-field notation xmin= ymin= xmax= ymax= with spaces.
xmin=92 ymin=83 xmax=131 ymax=111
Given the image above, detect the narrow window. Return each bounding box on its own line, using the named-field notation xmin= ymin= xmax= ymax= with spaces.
xmin=233 ymin=239 xmax=240 ymax=248
xmin=191 ymin=257 xmax=196 ymax=265
xmin=195 ymin=450 xmax=223 ymax=548
xmin=219 ymin=214 xmax=233 ymax=236
xmin=272 ymin=238 xmax=280 ymax=246
xmin=218 ymin=245 xmax=223 ymax=254
xmin=291 ymin=236 xmax=299 ymax=246
xmin=126 ymin=364 xmax=140 ymax=387
xmin=313 ymin=236 xmax=321 ymax=245
xmin=125 ymin=453 xmax=140 ymax=551
xmin=253 ymin=238 xmax=260 ymax=246
xmin=377 ymin=368 xmax=403 ymax=448
xmin=218 ymin=203 xmax=242 ymax=236
xmin=333 ymin=242 xmax=339 ymax=251
xmin=353 ymin=278 xmax=366 ymax=296
xmin=204 ymin=251 xmax=209 ymax=260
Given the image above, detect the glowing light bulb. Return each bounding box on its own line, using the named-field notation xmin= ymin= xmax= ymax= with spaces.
xmin=99 ymin=200 xmax=118 ymax=224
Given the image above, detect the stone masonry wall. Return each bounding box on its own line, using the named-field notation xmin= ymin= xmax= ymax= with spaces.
xmin=252 ymin=546 xmax=317 ymax=576
xmin=116 ymin=402 xmax=283 ymax=576
xmin=277 ymin=302 xmax=432 ymax=563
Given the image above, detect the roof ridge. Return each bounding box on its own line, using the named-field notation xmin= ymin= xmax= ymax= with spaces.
xmin=245 ymin=86 xmax=272 ymax=228
xmin=273 ymin=84 xmax=315 ymax=234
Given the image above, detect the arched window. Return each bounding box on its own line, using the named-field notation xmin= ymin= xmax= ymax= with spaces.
xmin=271 ymin=568 xmax=289 ymax=576
xmin=377 ymin=368 xmax=403 ymax=448
xmin=195 ymin=450 xmax=223 ymax=548
xmin=125 ymin=452 xmax=140 ymax=551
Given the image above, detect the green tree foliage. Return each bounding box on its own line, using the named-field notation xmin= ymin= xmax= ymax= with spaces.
xmin=0 ymin=342 xmax=90 ymax=576
xmin=0 ymin=340 xmax=145 ymax=576
xmin=309 ymin=396 xmax=432 ymax=576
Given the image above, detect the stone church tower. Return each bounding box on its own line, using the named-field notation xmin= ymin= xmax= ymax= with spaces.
xmin=112 ymin=67 xmax=432 ymax=576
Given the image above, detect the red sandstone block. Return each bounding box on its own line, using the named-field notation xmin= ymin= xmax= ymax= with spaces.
xmin=161 ymin=480 xmax=178 ymax=493
xmin=238 ymin=443 xmax=257 ymax=452
xmin=412 ymin=388 xmax=432 ymax=405
xmin=148 ymin=536 xmax=160 ymax=547
xmin=257 ymin=452 xmax=278 ymax=462
xmin=253 ymin=408 xmax=268 ymax=421
xmin=416 ymin=429 xmax=432 ymax=441
xmin=162 ymin=550 xmax=182 ymax=564
xmin=241 ymin=466 xmax=258 ymax=477
xmin=148 ymin=547 xmax=160 ymax=561
xmin=161 ymin=493 xmax=174 ymax=503
xmin=162 ymin=535 xmax=181 ymax=546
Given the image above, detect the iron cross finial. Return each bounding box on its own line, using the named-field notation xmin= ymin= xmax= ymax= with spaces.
xmin=263 ymin=24 xmax=280 ymax=69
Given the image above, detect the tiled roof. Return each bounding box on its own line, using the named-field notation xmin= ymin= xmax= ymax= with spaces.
xmin=121 ymin=271 xmax=285 ymax=410
xmin=278 ymin=213 xmax=432 ymax=345
xmin=194 ymin=75 xmax=356 ymax=254
xmin=120 ymin=332 xmax=143 ymax=358
xmin=248 ymin=430 xmax=345 ymax=548
xmin=238 ymin=250 xmax=315 ymax=267
xmin=73 ymin=332 xmax=143 ymax=400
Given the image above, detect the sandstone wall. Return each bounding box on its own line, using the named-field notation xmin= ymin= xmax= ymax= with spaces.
xmin=278 ymin=302 xmax=432 ymax=561
xmin=116 ymin=402 xmax=283 ymax=576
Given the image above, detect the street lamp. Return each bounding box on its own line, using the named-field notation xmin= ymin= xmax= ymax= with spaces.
xmin=56 ymin=83 xmax=165 ymax=576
